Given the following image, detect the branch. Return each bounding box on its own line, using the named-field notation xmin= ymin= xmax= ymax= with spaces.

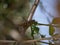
xmin=0 ymin=35 xmax=59 ymax=44
xmin=0 ymin=40 xmax=16 ymax=43
xmin=38 ymin=41 xmax=50 ymax=44
xmin=23 ymin=35 xmax=60 ymax=43
xmin=23 ymin=37 xmax=52 ymax=43
xmin=28 ymin=0 xmax=39 ymax=21
xmin=37 ymin=23 xmax=60 ymax=27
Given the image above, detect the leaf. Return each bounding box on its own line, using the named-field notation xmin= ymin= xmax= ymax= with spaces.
xmin=34 ymin=26 xmax=39 ymax=34
xmin=31 ymin=28 xmax=34 ymax=37
xmin=32 ymin=20 xmax=38 ymax=25
xmin=52 ymin=18 xmax=60 ymax=24
xmin=31 ymin=25 xmax=35 ymax=37
xmin=49 ymin=25 xmax=55 ymax=36
xmin=31 ymin=25 xmax=39 ymax=36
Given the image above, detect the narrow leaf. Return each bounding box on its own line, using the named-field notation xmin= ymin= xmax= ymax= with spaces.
xmin=49 ymin=25 xmax=55 ymax=36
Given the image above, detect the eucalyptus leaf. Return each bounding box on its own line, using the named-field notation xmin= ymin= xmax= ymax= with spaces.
xmin=49 ymin=25 xmax=55 ymax=36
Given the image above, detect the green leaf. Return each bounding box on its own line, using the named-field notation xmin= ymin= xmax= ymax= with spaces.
xmin=31 ymin=28 xmax=34 ymax=37
xmin=32 ymin=20 xmax=38 ymax=25
xmin=49 ymin=25 xmax=55 ymax=36
xmin=34 ymin=26 xmax=39 ymax=34
xmin=31 ymin=25 xmax=39 ymax=33
xmin=31 ymin=25 xmax=35 ymax=30
xmin=31 ymin=25 xmax=35 ymax=37
xmin=34 ymin=21 xmax=38 ymax=25
xmin=31 ymin=25 xmax=39 ymax=37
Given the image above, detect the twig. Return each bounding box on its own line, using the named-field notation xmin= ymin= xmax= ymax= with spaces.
xmin=38 ymin=41 xmax=50 ymax=44
xmin=28 ymin=0 xmax=39 ymax=21
xmin=0 ymin=35 xmax=59 ymax=44
xmin=0 ymin=40 xmax=16 ymax=43
xmin=23 ymin=37 xmax=52 ymax=43
xmin=23 ymin=35 xmax=60 ymax=43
